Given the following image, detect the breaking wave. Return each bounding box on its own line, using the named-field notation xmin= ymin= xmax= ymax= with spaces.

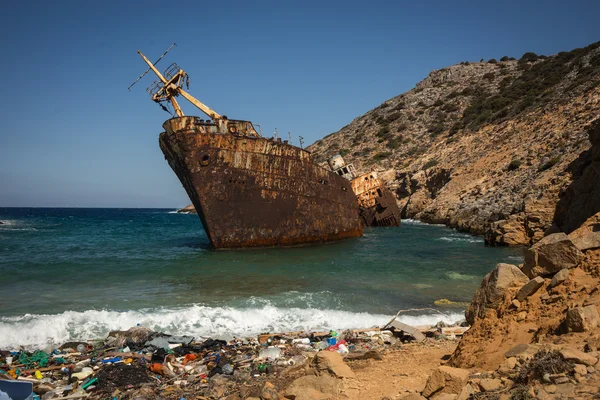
xmin=0 ymin=306 xmax=464 ymax=350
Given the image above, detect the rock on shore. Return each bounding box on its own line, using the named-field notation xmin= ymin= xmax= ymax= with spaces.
xmin=445 ymin=211 xmax=600 ymax=399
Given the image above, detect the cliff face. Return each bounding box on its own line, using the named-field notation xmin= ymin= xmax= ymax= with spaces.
xmin=308 ymin=43 xmax=600 ymax=245
xmin=553 ymin=119 xmax=600 ymax=233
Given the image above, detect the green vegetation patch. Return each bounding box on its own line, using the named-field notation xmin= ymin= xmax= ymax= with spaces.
xmin=507 ymin=159 xmax=522 ymax=171
xmin=386 ymin=112 xmax=402 ymax=122
xmin=423 ymin=159 xmax=438 ymax=170
xmin=461 ymin=41 xmax=600 ymax=130
xmin=373 ymin=151 xmax=392 ymax=160
xmin=538 ymin=156 xmax=561 ymax=171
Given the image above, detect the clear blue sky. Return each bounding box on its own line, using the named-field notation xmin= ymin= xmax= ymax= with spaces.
xmin=1 ymin=0 xmax=598 ymax=207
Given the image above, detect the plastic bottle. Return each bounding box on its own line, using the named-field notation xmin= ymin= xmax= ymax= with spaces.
xmin=76 ymin=344 xmax=86 ymax=353
xmin=289 ymin=355 xmax=307 ymax=366
xmin=258 ymin=347 xmax=281 ymax=360
xmin=292 ymin=338 xmax=310 ymax=344
xmin=316 ymin=341 xmax=329 ymax=350
xmin=221 ymin=364 xmax=234 ymax=375
xmin=195 ymin=365 xmax=207 ymax=375
xmin=73 ymin=359 xmax=90 ymax=372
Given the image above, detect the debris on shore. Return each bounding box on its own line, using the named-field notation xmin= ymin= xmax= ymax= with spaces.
xmin=0 ymin=317 xmax=467 ymax=400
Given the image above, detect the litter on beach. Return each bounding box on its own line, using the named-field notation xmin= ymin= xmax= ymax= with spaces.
xmin=0 ymin=316 xmax=467 ymax=400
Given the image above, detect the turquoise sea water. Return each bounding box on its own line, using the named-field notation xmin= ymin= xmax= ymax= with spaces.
xmin=0 ymin=208 xmax=523 ymax=349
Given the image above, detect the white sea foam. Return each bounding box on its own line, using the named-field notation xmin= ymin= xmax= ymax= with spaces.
xmin=0 ymin=220 xmax=37 ymax=231
xmin=438 ymin=236 xmax=481 ymax=244
xmin=401 ymin=219 xmax=446 ymax=227
xmin=0 ymin=306 xmax=464 ymax=350
xmin=445 ymin=271 xmax=477 ymax=281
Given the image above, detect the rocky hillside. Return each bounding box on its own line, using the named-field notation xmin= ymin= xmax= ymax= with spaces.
xmin=308 ymin=42 xmax=600 ymax=245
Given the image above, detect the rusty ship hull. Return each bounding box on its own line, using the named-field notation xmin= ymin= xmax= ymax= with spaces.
xmin=160 ymin=116 xmax=363 ymax=249
xmin=351 ymin=172 xmax=401 ymax=227
xmin=328 ymin=155 xmax=401 ymax=227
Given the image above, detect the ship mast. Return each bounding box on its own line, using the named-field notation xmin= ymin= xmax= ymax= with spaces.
xmin=132 ymin=46 xmax=260 ymax=137
xmin=137 ymin=50 xmax=223 ymax=121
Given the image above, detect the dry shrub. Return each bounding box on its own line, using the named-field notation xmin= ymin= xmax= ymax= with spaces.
xmin=509 ymin=385 xmax=534 ymax=400
xmin=515 ymin=350 xmax=573 ymax=384
xmin=471 ymin=392 xmax=501 ymax=400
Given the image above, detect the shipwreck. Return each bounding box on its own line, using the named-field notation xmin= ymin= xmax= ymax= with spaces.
xmin=133 ymin=46 xmax=399 ymax=249
xmin=133 ymin=47 xmax=363 ymax=248
xmin=328 ymin=155 xmax=401 ymax=227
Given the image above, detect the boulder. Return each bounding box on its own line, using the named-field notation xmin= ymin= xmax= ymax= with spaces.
xmin=466 ymin=263 xmax=529 ymax=324
xmin=422 ymin=366 xmax=470 ymax=398
xmin=573 ymin=364 xmax=588 ymax=376
xmin=431 ymin=394 xmax=458 ymax=400
xmin=570 ymin=232 xmax=600 ymax=251
xmin=456 ymin=384 xmax=476 ymax=400
xmin=504 ymin=344 xmax=540 ymax=359
xmin=398 ymin=394 xmax=427 ymax=400
xmin=565 ymin=305 xmax=600 ymax=332
xmin=484 ymin=217 xmax=529 ymax=246
xmin=585 ymin=336 xmax=600 ymax=352
xmin=284 ymin=375 xmax=339 ymax=400
xmin=260 ymin=381 xmax=280 ymax=400
xmin=559 ymin=348 xmax=598 ymax=366
xmin=554 ymin=383 xmax=575 ymax=396
xmin=522 ymin=233 xmax=583 ymax=278
xmin=479 ymin=378 xmax=502 ymax=392
xmin=498 ymin=357 xmax=518 ymax=374
xmin=568 ymin=211 xmax=600 ymax=241
xmin=549 ymin=268 xmax=569 ymax=288
xmin=107 ymin=326 xmax=154 ymax=348
xmin=515 ymin=276 xmax=545 ymax=302
xmin=176 ymin=204 xmax=197 ymax=214
xmin=312 ymin=351 xmax=355 ymax=379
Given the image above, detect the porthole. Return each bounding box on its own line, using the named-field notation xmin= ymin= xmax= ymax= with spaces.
xmin=200 ymin=153 xmax=210 ymax=166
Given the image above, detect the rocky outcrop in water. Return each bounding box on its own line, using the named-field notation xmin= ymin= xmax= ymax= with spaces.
xmin=176 ymin=204 xmax=197 ymax=214
xmin=308 ymin=42 xmax=600 ymax=245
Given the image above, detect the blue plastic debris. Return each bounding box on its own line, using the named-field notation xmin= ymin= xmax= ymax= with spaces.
xmin=0 ymin=380 xmax=34 ymax=400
